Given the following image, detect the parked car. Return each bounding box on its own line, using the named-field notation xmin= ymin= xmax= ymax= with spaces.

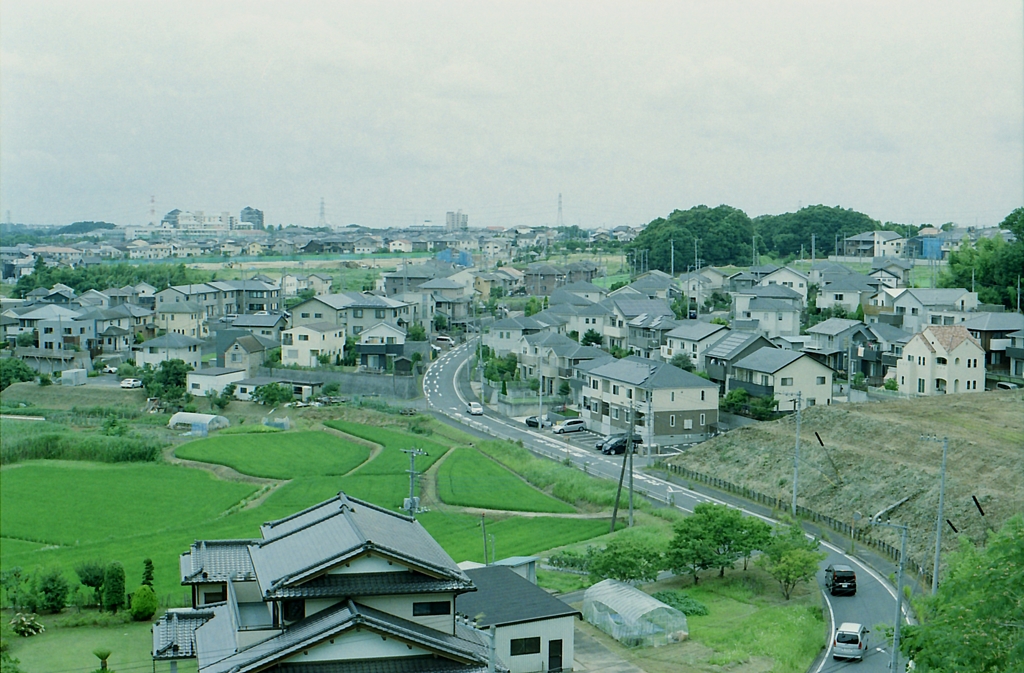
xmin=120 ymin=378 xmax=143 ymax=389
xmin=602 ymin=435 xmax=642 ymax=455
xmin=552 ymin=418 xmax=587 ymax=434
xmin=467 ymin=402 xmax=483 ymax=415
xmin=824 ymin=564 xmax=857 ymax=596
xmin=524 ymin=415 xmax=552 ymax=428
xmin=595 ymin=433 xmax=642 ymax=451
xmin=435 ymin=335 xmax=454 ymax=346
xmin=995 ymin=381 xmax=1019 ymax=390
xmin=832 ymin=622 xmax=869 ymax=661
xmin=101 ymin=365 xmax=118 ymax=374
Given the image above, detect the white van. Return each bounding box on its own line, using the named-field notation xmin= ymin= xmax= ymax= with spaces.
xmin=833 ymin=622 xmax=869 ymax=661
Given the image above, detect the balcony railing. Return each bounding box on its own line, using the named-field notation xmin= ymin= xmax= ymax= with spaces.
xmin=729 ymin=379 xmax=774 ymax=399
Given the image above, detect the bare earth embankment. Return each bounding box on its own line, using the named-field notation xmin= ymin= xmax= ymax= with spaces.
xmin=667 ymin=390 xmax=1024 ymax=565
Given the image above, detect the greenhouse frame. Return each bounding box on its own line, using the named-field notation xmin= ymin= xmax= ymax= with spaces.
xmin=582 ymin=579 xmax=689 ymax=648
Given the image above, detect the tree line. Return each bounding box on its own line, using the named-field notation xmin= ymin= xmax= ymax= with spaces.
xmin=13 ymin=259 xmax=211 ymax=299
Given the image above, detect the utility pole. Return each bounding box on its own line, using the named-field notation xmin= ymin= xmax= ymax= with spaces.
xmin=481 ymin=513 xmax=489 ymax=565
xmin=402 ymin=448 xmax=428 ymax=519
xmin=811 ymin=233 xmax=816 ymax=264
xmin=670 ymin=239 xmax=674 ymax=277
xmin=871 ymin=518 xmax=908 ymax=673
xmin=694 ymin=238 xmax=700 ymax=319
xmin=923 ymin=435 xmax=949 ymax=594
xmin=791 ymin=391 xmax=802 ymax=517
xmin=628 ymin=404 xmax=636 ymax=527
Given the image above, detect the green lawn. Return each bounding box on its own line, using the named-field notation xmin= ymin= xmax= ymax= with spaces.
xmin=323 ymin=421 xmax=454 ymax=474
xmin=175 ymin=431 xmax=371 ymax=478
xmin=437 ymin=449 xmax=575 ymax=513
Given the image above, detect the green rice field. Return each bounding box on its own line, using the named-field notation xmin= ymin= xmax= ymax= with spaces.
xmin=175 ymin=430 xmax=371 ymax=478
xmin=437 ymin=448 xmax=575 ymax=513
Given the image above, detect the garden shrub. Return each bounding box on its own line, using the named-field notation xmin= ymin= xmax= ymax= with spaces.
xmin=102 ymin=562 xmax=125 ymax=614
xmin=652 ymin=590 xmax=710 ymax=616
xmin=33 ymin=568 xmax=69 ymax=614
xmin=8 ymin=613 xmax=44 ymax=637
xmin=130 ymin=585 xmax=158 ymax=621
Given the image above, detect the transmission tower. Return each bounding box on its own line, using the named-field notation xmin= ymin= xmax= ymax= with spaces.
xmin=557 ymin=193 xmax=563 ymax=228
xmin=317 ymin=198 xmax=329 ymax=229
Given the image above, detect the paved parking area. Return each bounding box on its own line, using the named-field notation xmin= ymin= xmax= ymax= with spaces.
xmin=573 ymin=623 xmax=647 ymax=673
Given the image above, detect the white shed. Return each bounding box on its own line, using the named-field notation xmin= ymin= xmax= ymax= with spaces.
xmin=168 ymin=413 xmax=229 ymax=433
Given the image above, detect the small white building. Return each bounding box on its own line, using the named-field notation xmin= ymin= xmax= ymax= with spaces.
xmin=661 ymin=321 xmax=730 ymax=369
xmin=281 ymin=322 xmax=346 ymax=367
xmin=134 ymin=333 xmax=203 ymax=371
xmin=759 ymin=266 xmax=810 ymax=303
xmin=457 ymin=566 xmax=578 ymax=673
xmin=186 ymin=367 xmax=247 ymax=397
xmin=896 ymin=325 xmax=985 ymax=395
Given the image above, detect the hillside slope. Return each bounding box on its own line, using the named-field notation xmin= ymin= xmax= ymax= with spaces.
xmin=666 ymin=390 xmax=1023 ymax=568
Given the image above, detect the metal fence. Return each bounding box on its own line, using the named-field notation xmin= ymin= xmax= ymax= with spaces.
xmin=656 ymin=461 xmax=933 ymax=589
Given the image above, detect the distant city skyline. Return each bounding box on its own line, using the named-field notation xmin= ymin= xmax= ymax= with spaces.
xmin=2 ymin=2 xmax=1022 ymax=230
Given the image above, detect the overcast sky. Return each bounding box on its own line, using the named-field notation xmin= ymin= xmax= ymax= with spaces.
xmin=2 ymin=1 xmax=1022 ymax=230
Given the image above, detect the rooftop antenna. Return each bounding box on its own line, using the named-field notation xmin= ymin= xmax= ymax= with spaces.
xmin=557 ymin=193 xmax=563 ymax=228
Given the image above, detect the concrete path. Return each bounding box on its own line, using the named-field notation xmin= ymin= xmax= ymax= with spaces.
xmin=572 ymin=624 xmax=647 ymax=673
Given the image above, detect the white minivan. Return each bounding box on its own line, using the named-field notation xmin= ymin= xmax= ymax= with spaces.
xmin=833 ymin=622 xmax=869 ymax=661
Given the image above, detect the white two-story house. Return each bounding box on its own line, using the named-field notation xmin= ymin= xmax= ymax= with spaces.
xmin=896 ymin=325 xmax=985 ymax=396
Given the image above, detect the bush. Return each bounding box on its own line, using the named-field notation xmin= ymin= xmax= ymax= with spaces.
xmin=8 ymin=613 xmax=44 ymax=637
xmin=102 ymin=562 xmax=125 ymax=614
xmin=884 ymin=378 xmax=899 ymax=391
xmin=1 ymin=433 xmax=164 ymax=465
xmin=130 ymin=585 xmax=158 ymax=621
xmin=37 ymin=373 xmax=52 ymax=387
xmin=141 ymin=559 xmax=154 ymax=587
xmin=652 ymin=590 xmax=710 ymax=616
xmin=322 ymin=382 xmax=340 ymax=396
xmin=0 ymin=359 xmax=36 ymax=391
xmin=34 ymin=568 xmax=70 ymax=614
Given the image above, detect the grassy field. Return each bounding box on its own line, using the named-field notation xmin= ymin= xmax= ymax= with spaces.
xmin=175 ymin=431 xmax=371 ymax=478
xmin=436 ymin=448 xmax=576 ymax=513
xmin=666 ymin=390 xmax=1024 ymax=564
xmin=323 ymin=420 xmax=454 ymax=474
xmin=1 ymin=380 xmax=148 ymax=410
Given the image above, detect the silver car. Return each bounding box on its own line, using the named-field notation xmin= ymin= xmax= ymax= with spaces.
xmin=833 ymin=622 xmax=869 ymax=661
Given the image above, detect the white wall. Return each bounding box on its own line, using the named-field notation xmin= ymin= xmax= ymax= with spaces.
xmin=494 ymin=615 xmax=576 ymax=673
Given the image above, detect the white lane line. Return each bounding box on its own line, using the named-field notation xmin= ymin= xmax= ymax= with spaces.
xmin=816 ymin=592 xmax=837 ymax=672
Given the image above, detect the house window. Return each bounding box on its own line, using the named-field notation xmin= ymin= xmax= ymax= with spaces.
xmin=612 ymin=408 xmax=619 ymax=420
xmin=626 ymin=389 xmax=632 ymax=399
xmin=760 ymin=374 xmax=769 ymax=386
xmin=282 ymin=599 xmax=305 ymax=622
xmin=301 ymin=313 xmax=310 ymax=318
xmin=314 ymin=313 xmax=323 ymax=319
xmin=936 ymin=357 xmax=947 ymax=365
xmin=684 ymin=418 xmax=693 ymax=430
xmin=412 ymin=601 xmax=450 ymax=616
xmin=700 ymin=413 xmax=706 ymax=425
xmin=510 ymin=637 xmax=541 ymax=656
xmin=191 ymin=383 xmax=199 ymax=390
xmin=918 ymin=378 xmax=925 ymax=393
xmin=807 ymin=398 xmax=816 ymax=406
xmin=834 ymin=294 xmax=844 ymax=301
xmin=700 ymin=390 xmax=705 ymax=401
xmin=669 ymin=415 xmax=676 ymax=427
xmin=780 ymin=377 xmax=793 ymax=386
xmin=911 ymin=308 xmax=919 ymax=315
xmin=816 ymin=376 xmax=826 ymax=385
xmin=671 ymin=391 xmax=675 ymax=401
xmin=612 ymin=385 xmax=619 ymax=395
xmin=375 ymin=309 xmax=386 ymax=319
xmin=353 ymin=309 xmax=363 ymax=318
xmin=298 ymin=334 xmax=309 ymax=341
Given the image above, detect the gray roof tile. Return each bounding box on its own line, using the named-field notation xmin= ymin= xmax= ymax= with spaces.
xmin=457 ymin=566 xmax=578 ymax=627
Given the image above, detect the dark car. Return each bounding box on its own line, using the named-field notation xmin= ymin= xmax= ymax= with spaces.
xmin=825 ymin=564 xmax=857 ymax=595
xmin=595 ymin=433 xmax=642 ymax=451
xmin=601 ymin=435 xmax=643 ymax=455
xmin=524 ymin=415 xmax=552 ymax=428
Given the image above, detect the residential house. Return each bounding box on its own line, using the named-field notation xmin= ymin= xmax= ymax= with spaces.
xmin=853 ymin=322 xmax=912 ymax=386
xmin=456 ymin=566 xmax=578 ymax=673
xmin=523 ymin=263 xmax=565 ymax=296
xmin=389 ymin=238 xmax=413 ymax=253
xmin=703 ymin=331 xmax=776 ymax=392
xmin=291 ymin=293 xmax=412 ymax=338
xmin=626 ymin=270 xmax=679 ymax=301
xmin=515 ymin=331 xmax=606 ymax=396
xmin=843 ymin=231 xmax=904 ymax=258
xmin=224 ymin=334 xmax=277 ymax=376
xmin=729 ymin=348 xmax=834 ymax=410
xmin=580 ymin=355 xmax=720 ymax=447
xmin=759 ymin=267 xmax=810 ymax=303
xmin=560 ymin=281 xmax=608 ymax=304
xmin=896 ymin=325 xmax=985 ymax=395
xmin=731 ymin=285 xmax=802 ymax=339
xmin=281 ymin=323 xmax=346 ymax=368
xmin=484 ymin=315 xmax=560 ymax=357
xmin=816 ymin=275 xmax=876 ymax=315
xmin=872 ymin=288 xmax=979 ymax=334
xmin=1006 ymin=329 xmax=1024 ymax=379
xmin=962 ymin=312 xmax=1024 ymax=376
xmin=231 ymin=313 xmax=289 ymax=340
xmin=421 ymin=277 xmax=473 ymax=331
xmin=627 ymin=313 xmax=680 ymax=360
xmin=134 ymin=333 xmax=203 ymax=371
xmin=870 ymin=257 xmax=913 ymax=288
xmin=308 ymin=273 xmax=334 ymax=296
xmin=280 ymin=273 xmax=310 ymax=297
xmin=155 ymin=301 xmax=207 ymax=338
xmin=356 ymin=322 xmax=407 ymax=370
xmin=565 ymin=261 xmax=598 ymax=284
xmin=153 ymin=492 xmax=494 ymax=673
xmin=186 ymin=367 xmax=247 ymax=397
xmin=661 ymin=321 xmax=730 ymax=369
xmin=603 ymin=296 xmax=675 ymax=350
xmin=804 ymin=318 xmax=874 ymax=375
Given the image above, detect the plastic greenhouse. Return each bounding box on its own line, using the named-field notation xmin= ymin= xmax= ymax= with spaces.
xmin=582 ymin=579 xmax=688 ymax=648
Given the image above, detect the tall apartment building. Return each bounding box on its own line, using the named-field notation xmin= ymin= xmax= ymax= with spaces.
xmin=446 ymin=210 xmax=468 ymax=232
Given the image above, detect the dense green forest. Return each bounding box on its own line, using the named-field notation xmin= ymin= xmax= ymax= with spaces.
xmin=939 ymin=208 xmax=1024 ymax=308
xmin=13 ymin=260 xmax=212 ymax=298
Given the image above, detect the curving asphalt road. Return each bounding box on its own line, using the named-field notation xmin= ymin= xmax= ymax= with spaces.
xmin=424 ymin=341 xmax=910 ymax=672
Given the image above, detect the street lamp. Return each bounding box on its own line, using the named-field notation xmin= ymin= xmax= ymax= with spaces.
xmin=922 ymin=435 xmax=949 ymax=594
xmin=870 ymin=517 xmax=908 ymax=673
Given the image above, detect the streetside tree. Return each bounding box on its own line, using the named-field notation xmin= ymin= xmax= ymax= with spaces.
xmin=588 ymin=532 xmax=665 ymax=584
xmin=756 ymin=522 xmax=825 ymax=599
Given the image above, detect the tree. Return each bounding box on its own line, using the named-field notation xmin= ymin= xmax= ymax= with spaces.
xmin=141 ymin=559 xmax=154 ymax=587
xmin=900 ymin=516 xmax=1023 ymax=672
xmin=667 ymin=514 xmax=716 ymax=584
xmin=0 ymin=567 xmax=24 ymax=609
xmin=74 ymin=557 xmax=104 ymax=606
xmin=558 ymin=380 xmax=572 ymax=400
xmin=670 ymin=352 xmax=695 ymax=372
xmin=628 ymin=205 xmax=756 ymax=270
xmin=33 ymin=568 xmax=69 ymax=614
xmin=581 ymin=329 xmax=603 ymax=346
xmin=102 ymin=562 xmax=126 ymax=613
xmin=720 ymin=388 xmax=749 ymax=413
xmin=143 ymin=359 xmax=193 ymax=404
xmin=252 ymin=382 xmax=293 ymax=406
xmin=524 ymin=297 xmax=541 ymax=317
xmin=756 ymin=523 xmax=826 ymax=599
xmin=940 ymin=232 xmax=1024 ymax=309
xmin=15 ymin=332 xmax=35 ymax=348
xmin=130 ymin=584 xmax=158 ymax=621
xmin=884 ymin=378 xmax=899 ymax=391
xmin=407 ymin=323 xmax=427 ymax=341
xmin=734 ymin=516 xmax=772 ymax=571
xmin=37 ymin=373 xmax=52 ymax=387
xmin=433 ymin=314 xmax=448 ymax=331
xmin=0 ymin=359 xmax=36 ymax=390
xmin=589 ymin=533 xmax=664 ymax=583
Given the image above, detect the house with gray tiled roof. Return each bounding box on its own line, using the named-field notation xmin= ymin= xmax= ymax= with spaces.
xmin=729 ymin=348 xmax=834 ymax=410
xmin=154 ymin=492 xmax=500 ymax=673
xmin=962 ymin=311 xmax=1024 ymax=375
xmin=134 ymin=333 xmax=203 ymax=371
xmin=703 ymin=331 xmax=776 ymax=392
xmin=580 ymin=355 xmax=719 ymax=446
xmin=661 ymin=321 xmax=730 ymax=369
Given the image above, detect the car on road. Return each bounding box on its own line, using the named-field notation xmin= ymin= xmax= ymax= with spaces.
xmin=595 ymin=433 xmax=642 ymax=451
xmin=832 ymin=622 xmax=869 ymax=661
xmin=524 ymin=415 xmax=552 ymax=428
xmin=552 ymin=418 xmax=587 ymax=434
xmin=825 ymin=564 xmax=857 ymax=595
xmin=101 ymin=365 xmax=119 ymax=374
xmin=601 ymin=435 xmax=642 ymax=455
xmin=435 ymin=335 xmax=455 ymax=346
xmin=467 ymin=402 xmax=483 ymax=415
xmin=120 ymin=378 xmax=143 ymax=389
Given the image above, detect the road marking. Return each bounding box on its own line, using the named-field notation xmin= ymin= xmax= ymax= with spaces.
xmin=816 ymin=592 xmax=836 ymax=672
